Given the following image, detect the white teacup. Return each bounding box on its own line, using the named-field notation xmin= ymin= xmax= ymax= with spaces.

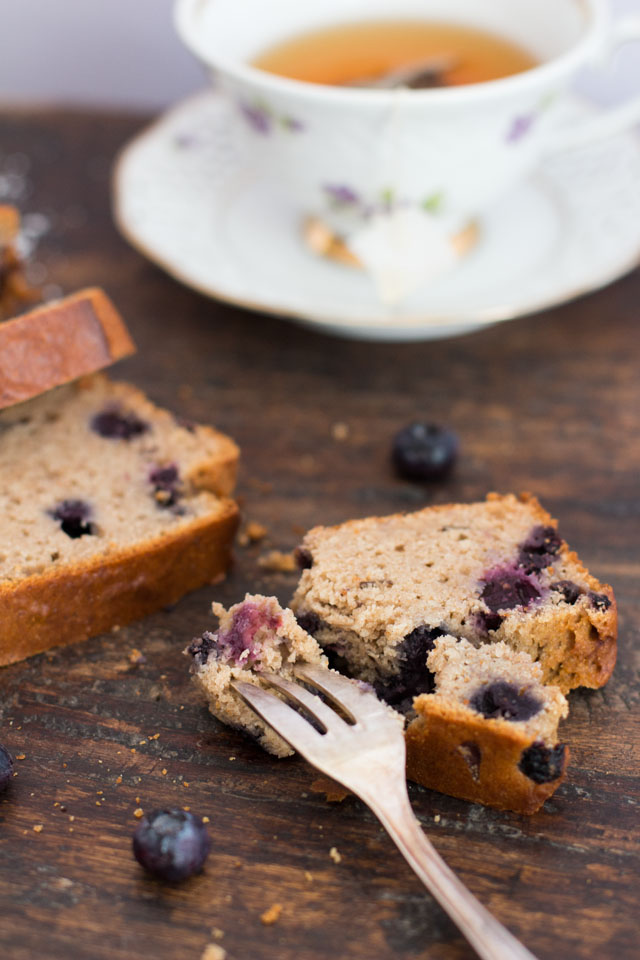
xmin=175 ymin=0 xmax=640 ymax=303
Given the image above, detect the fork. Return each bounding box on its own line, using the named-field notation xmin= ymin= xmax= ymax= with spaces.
xmin=232 ymin=664 xmax=539 ymax=960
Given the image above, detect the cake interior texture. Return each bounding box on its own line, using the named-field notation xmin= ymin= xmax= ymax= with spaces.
xmin=0 ymin=374 xmax=238 ymax=582
xmin=188 ymin=594 xmax=327 ymax=757
xmin=291 ymin=493 xmax=617 ymax=697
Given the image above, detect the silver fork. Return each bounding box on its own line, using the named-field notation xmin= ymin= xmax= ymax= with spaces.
xmin=232 ymin=664 xmax=539 ymax=960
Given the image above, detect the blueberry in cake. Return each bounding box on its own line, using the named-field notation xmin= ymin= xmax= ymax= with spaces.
xmin=291 ymin=493 xmax=616 ymax=697
xmin=0 ymin=374 xmax=239 ymax=665
xmin=405 ymin=636 xmax=569 ymax=814
xmin=0 ymin=287 xmax=136 ymax=407
xmin=187 ymin=594 xmax=328 ymax=757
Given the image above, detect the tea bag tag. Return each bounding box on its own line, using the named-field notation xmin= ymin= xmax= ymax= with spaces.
xmin=347 ymin=207 xmax=458 ymax=305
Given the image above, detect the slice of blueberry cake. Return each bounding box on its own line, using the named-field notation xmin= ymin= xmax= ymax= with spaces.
xmin=187 ymin=594 xmax=328 ymax=757
xmin=405 ymin=636 xmax=569 ymax=814
xmin=0 ymin=374 xmax=239 ymax=665
xmin=0 ymin=288 xmax=136 ymax=409
xmin=291 ymin=493 xmax=616 ymax=699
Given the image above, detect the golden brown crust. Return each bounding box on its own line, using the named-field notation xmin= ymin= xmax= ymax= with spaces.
xmin=185 ymin=435 xmax=239 ymax=499
xmin=405 ymin=699 xmax=569 ymax=815
xmin=0 ymin=288 xmax=136 ymax=409
xmin=0 ymin=498 xmax=239 ymax=667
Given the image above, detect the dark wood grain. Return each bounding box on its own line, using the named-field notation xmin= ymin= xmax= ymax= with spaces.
xmin=0 ymin=108 xmax=638 ymax=960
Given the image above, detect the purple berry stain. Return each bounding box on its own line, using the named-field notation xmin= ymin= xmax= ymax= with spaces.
xmin=133 ymin=809 xmax=210 ymax=882
xmin=91 ymin=408 xmax=149 ymax=440
xmin=189 ymin=601 xmax=282 ymax=668
xmin=392 ymin=423 xmax=458 ymax=481
xmin=0 ymin=744 xmax=13 ymax=793
xmin=470 ymin=680 xmax=542 ymax=722
xmin=480 ymin=566 xmax=541 ymax=612
xmin=49 ymin=499 xmax=95 ymax=539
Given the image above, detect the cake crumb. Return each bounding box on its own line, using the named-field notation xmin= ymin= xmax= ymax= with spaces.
xmin=33 ymin=824 xmax=43 ymax=833
xmin=311 ymin=777 xmax=350 ymax=803
xmin=133 ymin=808 xmax=144 ymax=819
xmin=201 ymin=944 xmax=226 ymax=960
xmin=331 ymin=422 xmax=349 ymax=441
xmin=260 ymin=903 xmax=283 ymax=926
xmin=238 ymin=521 xmax=268 ymax=546
xmin=211 ymin=928 xmax=224 ymax=940
xmin=162 ymin=769 xmax=167 ymax=776
xmin=434 ymin=814 xmax=441 ymax=823
xmin=329 ymin=847 xmax=342 ymax=864
xmin=305 ymin=871 xmax=313 ymax=882
xmin=203 ymin=816 xmax=210 ymax=824
xmin=128 ymin=648 xmax=145 ymax=665
xmin=115 ymin=776 xmax=122 ymax=785
xmin=15 ymin=754 xmax=26 ymax=761
xmin=258 ymin=550 xmax=297 ymax=572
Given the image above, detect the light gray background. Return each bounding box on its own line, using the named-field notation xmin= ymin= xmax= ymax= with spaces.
xmin=0 ymin=0 xmax=638 ymax=111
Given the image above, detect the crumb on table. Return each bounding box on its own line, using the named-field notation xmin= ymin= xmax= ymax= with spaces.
xmin=257 ymin=550 xmax=297 ymax=572
xmin=329 ymin=846 xmax=342 ymax=864
xmin=260 ymin=903 xmax=283 ymax=926
xmin=201 ymin=945 xmax=226 ymax=960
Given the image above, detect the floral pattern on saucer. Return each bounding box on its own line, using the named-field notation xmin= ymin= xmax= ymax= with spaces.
xmin=238 ymin=99 xmax=304 ymax=135
xmin=323 ymin=184 xmax=445 ymax=219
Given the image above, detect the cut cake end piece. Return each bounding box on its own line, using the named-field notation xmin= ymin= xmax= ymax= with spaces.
xmin=406 ymin=636 xmax=569 ymax=814
xmin=0 ymin=287 xmax=136 ymax=409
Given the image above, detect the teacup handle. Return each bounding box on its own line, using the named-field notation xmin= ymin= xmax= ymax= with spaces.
xmin=547 ymin=15 xmax=640 ymax=154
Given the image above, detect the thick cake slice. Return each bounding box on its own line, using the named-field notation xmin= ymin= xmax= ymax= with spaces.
xmin=0 ymin=374 xmax=239 ymax=665
xmin=291 ymin=493 xmax=616 ymax=699
xmin=187 ymin=594 xmax=328 ymax=756
xmin=405 ymin=636 xmax=569 ymax=814
xmin=0 ymin=288 xmax=136 ymax=409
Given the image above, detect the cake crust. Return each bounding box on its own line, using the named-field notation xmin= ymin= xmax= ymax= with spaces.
xmin=0 ymin=499 xmax=239 ymax=666
xmin=0 ymin=288 xmax=136 ymax=409
xmin=405 ymin=702 xmax=569 ymax=815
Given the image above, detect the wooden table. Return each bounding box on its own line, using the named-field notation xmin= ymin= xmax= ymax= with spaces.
xmin=1 ymin=109 xmax=638 ymax=960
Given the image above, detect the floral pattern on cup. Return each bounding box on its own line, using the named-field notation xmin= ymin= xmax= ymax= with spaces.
xmin=506 ymin=92 xmax=558 ymax=144
xmin=238 ymin=99 xmax=304 ymax=135
xmin=323 ymin=184 xmax=445 ymax=219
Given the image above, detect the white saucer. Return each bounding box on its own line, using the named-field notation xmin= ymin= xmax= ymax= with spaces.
xmin=113 ymin=90 xmax=640 ymax=341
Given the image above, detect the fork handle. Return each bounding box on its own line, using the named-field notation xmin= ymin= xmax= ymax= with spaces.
xmin=366 ymin=790 xmax=539 ymax=960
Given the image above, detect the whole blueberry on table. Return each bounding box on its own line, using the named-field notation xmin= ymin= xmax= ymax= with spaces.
xmin=132 ymin=809 xmax=211 ymax=882
xmin=392 ymin=423 xmax=458 ymax=481
xmin=0 ymin=744 xmax=13 ymax=793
